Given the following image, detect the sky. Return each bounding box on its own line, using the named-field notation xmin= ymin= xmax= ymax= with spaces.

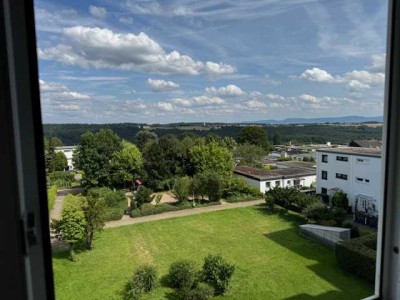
xmin=35 ymin=0 xmax=388 ymax=124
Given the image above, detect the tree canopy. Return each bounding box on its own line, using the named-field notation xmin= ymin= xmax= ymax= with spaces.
xmin=237 ymin=126 xmax=271 ymax=151
xmin=73 ymin=129 xmax=123 ymax=188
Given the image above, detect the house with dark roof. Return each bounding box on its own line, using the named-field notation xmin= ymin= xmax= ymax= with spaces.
xmin=234 ymin=164 xmax=316 ymax=194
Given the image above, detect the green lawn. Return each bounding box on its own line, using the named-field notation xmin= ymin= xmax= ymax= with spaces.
xmin=52 ymin=206 xmax=374 ymax=299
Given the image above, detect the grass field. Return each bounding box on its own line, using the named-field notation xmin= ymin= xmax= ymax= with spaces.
xmin=52 ymin=206 xmax=374 ymax=299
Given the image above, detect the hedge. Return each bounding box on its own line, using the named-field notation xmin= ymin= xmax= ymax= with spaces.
xmin=335 ymin=233 xmax=377 ymax=282
xmin=47 ymin=185 xmax=58 ymax=210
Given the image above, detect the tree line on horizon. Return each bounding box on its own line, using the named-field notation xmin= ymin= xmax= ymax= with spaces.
xmin=43 ymin=123 xmax=382 ymax=146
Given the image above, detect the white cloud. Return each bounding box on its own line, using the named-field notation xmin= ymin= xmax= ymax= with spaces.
xmin=244 ymin=100 xmax=267 ymax=109
xmin=204 ymin=62 xmax=235 ymax=76
xmin=299 ymin=94 xmax=318 ymax=103
xmin=193 ymin=95 xmax=225 ymax=105
xmin=368 ymin=54 xmax=386 ymax=72
xmin=89 ymin=6 xmax=107 ymax=18
xmin=266 ymin=93 xmax=285 ymax=101
xmin=38 ymin=26 xmax=235 ymax=76
xmin=299 ymin=67 xmax=336 ymax=83
xmin=298 ymin=66 xmax=385 ymax=91
xmin=39 ymin=80 xmax=90 ymax=100
xmin=119 ymin=16 xmax=133 ymax=24
xmin=205 ymin=84 xmax=245 ymax=97
xmin=155 ymin=102 xmax=174 ymax=111
xmin=345 ymin=80 xmax=370 ymax=92
xmin=147 ymin=78 xmax=180 ymax=91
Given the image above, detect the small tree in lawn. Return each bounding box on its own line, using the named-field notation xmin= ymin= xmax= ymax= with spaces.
xmin=191 ymin=173 xmax=208 ymax=201
xmin=52 ymin=207 xmax=86 ymax=261
xmin=134 ymin=186 xmax=155 ymax=209
xmin=82 ymin=196 xmax=106 ymax=250
xmin=172 ymin=177 xmax=192 ymax=203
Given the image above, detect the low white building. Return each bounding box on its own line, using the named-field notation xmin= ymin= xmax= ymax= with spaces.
xmin=316 ymin=147 xmax=382 ymax=217
xmin=55 ymin=146 xmax=76 ymax=171
xmin=234 ymin=165 xmax=316 ymax=194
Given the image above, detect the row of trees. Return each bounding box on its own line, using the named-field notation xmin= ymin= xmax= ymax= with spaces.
xmin=73 ymin=126 xmax=272 ymax=190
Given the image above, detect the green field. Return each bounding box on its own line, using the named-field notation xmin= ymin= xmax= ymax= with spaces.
xmin=52 ymin=206 xmax=374 ymax=299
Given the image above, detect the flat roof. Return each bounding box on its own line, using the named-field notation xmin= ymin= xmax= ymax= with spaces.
xmin=275 ymin=161 xmax=316 ymax=171
xmin=316 ymin=147 xmax=381 ymax=158
xmin=55 ymin=146 xmax=77 ymax=150
xmin=234 ymin=166 xmax=316 ymax=181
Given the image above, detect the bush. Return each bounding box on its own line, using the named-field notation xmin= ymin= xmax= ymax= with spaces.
xmin=223 ymin=176 xmax=262 ymax=200
xmin=168 ymin=260 xmax=200 ymax=290
xmin=202 ymin=254 xmax=235 ymax=295
xmin=302 ymin=202 xmax=331 ymax=223
xmin=332 ymin=192 xmax=349 ymax=209
xmin=48 ymin=171 xmax=74 ymax=187
xmin=172 ymin=177 xmax=192 ymax=203
xmin=265 ymin=187 xmax=317 ymax=212
xmin=139 ymin=203 xmax=156 ymax=215
xmin=179 ymin=283 xmax=214 ymax=300
xmin=87 ymin=188 xmax=126 ymax=221
xmin=335 ymin=233 xmax=377 ymax=282
xmin=47 ymin=185 xmax=58 ymax=210
xmin=342 ymin=222 xmax=361 ymax=238
xmin=134 ymin=186 xmax=155 ymax=208
xmin=125 ymin=265 xmax=157 ymax=300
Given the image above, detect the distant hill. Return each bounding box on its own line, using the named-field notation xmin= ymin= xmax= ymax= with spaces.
xmin=248 ymin=116 xmax=384 ymax=124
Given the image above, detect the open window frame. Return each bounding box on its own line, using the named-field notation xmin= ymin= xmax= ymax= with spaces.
xmin=0 ymin=0 xmax=399 ymax=299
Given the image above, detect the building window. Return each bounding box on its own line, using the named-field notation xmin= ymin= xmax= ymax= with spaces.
xmin=336 ymin=173 xmax=348 ymax=180
xmin=287 ymin=180 xmax=291 ymax=185
xmin=321 ymin=187 xmax=327 ymax=195
xmin=356 ymin=177 xmax=364 ymax=182
xmin=321 ymin=170 xmax=327 ymax=180
xmin=356 ymin=158 xmax=370 ymax=164
xmin=365 ymin=179 xmax=370 ymax=183
xmin=266 ymin=182 xmax=271 ymax=188
xmin=322 ymin=154 xmax=328 ymax=163
xmin=275 ymin=181 xmax=280 ymax=187
xmin=336 ymin=156 xmax=348 ymax=162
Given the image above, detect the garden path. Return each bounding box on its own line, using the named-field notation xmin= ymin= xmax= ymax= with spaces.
xmin=105 ymin=199 xmax=264 ymax=228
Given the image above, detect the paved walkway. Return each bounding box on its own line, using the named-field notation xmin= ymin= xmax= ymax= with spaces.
xmin=49 ymin=187 xmax=85 ymax=220
xmin=105 ymin=199 xmax=265 ymax=228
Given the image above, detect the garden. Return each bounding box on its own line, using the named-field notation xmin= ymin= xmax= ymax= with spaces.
xmin=52 ymin=206 xmax=373 ymax=300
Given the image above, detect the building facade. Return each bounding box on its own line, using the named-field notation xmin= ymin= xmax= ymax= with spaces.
xmin=54 ymin=146 xmax=76 ymax=171
xmin=234 ymin=165 xmax=316 ymax=194
xmin=316 ymin=147 xmax=382 ymax=216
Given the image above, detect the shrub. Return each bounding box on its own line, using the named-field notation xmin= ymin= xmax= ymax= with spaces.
xmin=202 ymin=254 xmax=235 ymax=295
xmin=179 ymin=283 xmax=214 ymax=300
xmin=168 ymin=260 xmax=200 ymax=290
xmin=223 ymin=176 xmax=262 ymax=199
xmin=172 ymin=177 xmax=192 ymax=203
xmin=48 ymin=171 xmax=74 ymax=187
xmin=87 ymin=188 xmax=126 ymax=221
xmin=332 ymin=192 xmax=349 ymax=209
xmin=47 ymin=185 xmax=58 ymax=210
xmin=335 ymin=233 xmax=377 ymax=282
xmin=302 ymin=202 xmax=330 ymax=223
xmin=204 ymin=172 xmax=224 ymax=202
xmin=264 ymin=194 xmax=275 ymax=212
xmin=125 ymin=265 xmax=157 ymax=300
xmin=134 ymin=186 xmax=155 ymax=208
xmin=87 ymin=188 xmax=126 ymax=207
xmin=342 ymin=222 xmax=361 ymax=238
xmin=139 ymin=203 xmax=156 ymax=215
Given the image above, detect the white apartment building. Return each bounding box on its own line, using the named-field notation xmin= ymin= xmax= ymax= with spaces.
xmin=316 ymin=147 xmax=382 ymax=217
xmin=54 ymin=146 xmax=76 ymax=171
xmin=234 ymin=165 xmax=316 ymax=194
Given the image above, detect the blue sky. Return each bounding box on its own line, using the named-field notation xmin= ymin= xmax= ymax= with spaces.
xmin=35 ymin=0 xmax=387 ymax=123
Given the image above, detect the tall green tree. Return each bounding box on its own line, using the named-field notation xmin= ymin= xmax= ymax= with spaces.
xmin=172 ymin=177 xmax=192 ymax=203
xmin=142 ymin=135 xmax=185 ymax=190
xmin=272 ymin=132 xmax=282 ymax=145
xmin=73 ymin=129 xmax=122 ymax=188
xmin=189 ymin=141 xmax=234 ymax=177
xmin=237 ymin=126 xmax=271 ymax=151
xmin=234 ymin=144 xmax=266 ymax=167
xmin=111 ymin=141 xmax=143 ymax=187
xmin=135 ymin=130 xmax=158 ymax=150
xmin=53 ymin=151 xmax=68 ymax=171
